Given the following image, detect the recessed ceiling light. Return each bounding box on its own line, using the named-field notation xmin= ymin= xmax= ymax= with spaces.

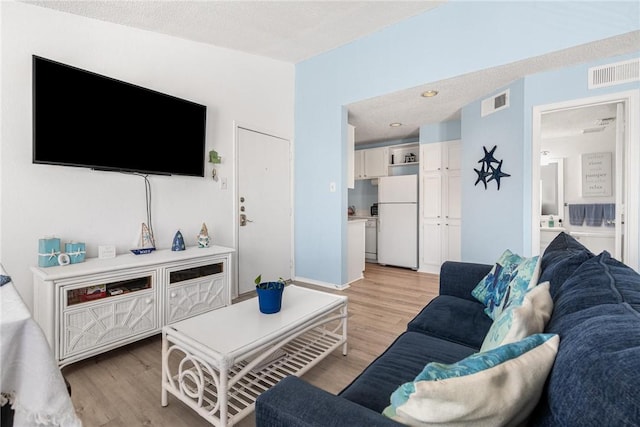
xmin=421 ymin=90 xmax=439 ymax=98
xmin=389 ymin=122 xmax=402 ymax=127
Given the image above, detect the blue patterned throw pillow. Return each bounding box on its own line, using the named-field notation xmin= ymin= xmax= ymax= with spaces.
xmin=472 ymin=250 xmax=524 ymax=317
xmin=384 ymin=333 xmax=560 ymax=426
xmin=0 ymin=275 xmax=11 ymax=287
xmin=487 ymin=255 xmax=541 ymax=320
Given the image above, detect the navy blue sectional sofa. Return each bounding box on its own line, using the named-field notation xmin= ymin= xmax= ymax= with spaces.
xmin=255 ymin=233 xmax=640 ymax=426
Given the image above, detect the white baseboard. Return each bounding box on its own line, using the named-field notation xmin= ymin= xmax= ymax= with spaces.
xmin=293 ymin=276 xmax=350 ymax=291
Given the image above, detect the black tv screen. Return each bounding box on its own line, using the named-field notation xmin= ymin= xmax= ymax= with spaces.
xmin=33 ymin=55 xmax=207 ymax=177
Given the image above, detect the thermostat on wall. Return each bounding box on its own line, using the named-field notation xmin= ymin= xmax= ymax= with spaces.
xmin=99 ymin=245 xmax=116 ymax=259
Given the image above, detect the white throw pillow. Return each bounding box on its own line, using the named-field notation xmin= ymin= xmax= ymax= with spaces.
xmin=480 ymin=282 xmax=553 ymax=352
xmin=383 ymin=334 xmax=559 ymax=427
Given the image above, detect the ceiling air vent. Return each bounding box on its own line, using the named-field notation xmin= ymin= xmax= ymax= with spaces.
xmin=589 ymin=58 xmax=640 ymax=89
xmin=481 ymin=89 xmax=510 ymax=117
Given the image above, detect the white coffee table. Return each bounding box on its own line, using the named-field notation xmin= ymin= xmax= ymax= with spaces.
xmin=161 ymin=284 xmax=348 ymax=427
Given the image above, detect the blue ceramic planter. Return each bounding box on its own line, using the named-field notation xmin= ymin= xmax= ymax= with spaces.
xmin=256 ymin=282 xmax=284 ymax=314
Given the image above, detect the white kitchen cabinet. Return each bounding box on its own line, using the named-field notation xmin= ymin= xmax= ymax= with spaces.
xmin=422 ymin=140 xmax=461 ymax=172
xmin=347 ymin=124 xmax=355 ymax=189
xmin=32 ymin=245 xmax=234 ymax=367
xmin=420 ymin=140 xmax=461 ymax=273
xmin=355 ymin=147 xmax=388 ymax=180
xmin=347 ymin=219 xmax=366 ymax=285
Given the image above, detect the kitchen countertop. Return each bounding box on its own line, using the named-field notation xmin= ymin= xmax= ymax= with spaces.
xmin=540 ymin=226 xmax=566 ymax=232
xmin=348 ymin=215 xmax=377 ymax=220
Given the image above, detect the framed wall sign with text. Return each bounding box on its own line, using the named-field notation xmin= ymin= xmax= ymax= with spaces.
xmin=581 ymin=152 xmax=612 ymax=197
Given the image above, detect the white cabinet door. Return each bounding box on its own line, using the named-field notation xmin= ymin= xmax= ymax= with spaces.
xmin=421 ymin=220 xmax=442 ymax=273
xmin=444 ymin=220 xmax=461 ymax=262
xmin=422 ymin=174 xmax=442 ymax=219
xmin=166 ymin=275 xmax=226 ymax=324
xmin=445 ymin=140 xmax=461 ymax=171
xmin=419 ymin=140 xmax=462 ymax=273
xmin=422 ymin=143 xmax=442 ymax=172
xmin=347 ymin=221 xmax=365 ymax=284
xmin=364 ymin=147 xmax=388 ymax=178
xmin=61 ymin=290 xmax=157 ymax=358
xmin=445 ymin=171 xmax=461 ymax=220
xmin=347 ymin=124 xmax=355 ymax=188
xmin=354 ymin=147 xmax=389 ymax=180
xmin=354 ymin=150 xmax=364 ymax=179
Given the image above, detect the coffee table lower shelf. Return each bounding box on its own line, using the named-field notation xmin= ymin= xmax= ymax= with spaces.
xmin=162 ymin=320 xmax=346 ymax=427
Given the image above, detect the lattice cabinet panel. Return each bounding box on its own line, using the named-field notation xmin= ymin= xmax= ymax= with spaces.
xmin=166 ymin=275 xmax=226 ymax=324
xmin=62 ymin=290 xmax=157 ymax=358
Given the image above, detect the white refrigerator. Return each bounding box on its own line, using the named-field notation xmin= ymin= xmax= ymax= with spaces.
xmin=377 ymin=174 xmax=418 ymax=269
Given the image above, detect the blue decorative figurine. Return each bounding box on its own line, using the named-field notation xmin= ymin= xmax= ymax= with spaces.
xmin=172 ymin=230 xmax=186 ymax=251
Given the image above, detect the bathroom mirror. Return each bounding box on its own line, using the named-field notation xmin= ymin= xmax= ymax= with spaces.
xmin=540 ymin=158 xmax=564 ymax=220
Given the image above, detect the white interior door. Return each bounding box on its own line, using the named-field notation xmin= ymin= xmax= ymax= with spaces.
xmin=237 ymin=127 xmax=291 ymax=295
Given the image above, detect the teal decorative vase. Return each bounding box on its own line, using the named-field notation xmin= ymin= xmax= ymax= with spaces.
xmin=256 ymin=282 xmax=284 ymax=314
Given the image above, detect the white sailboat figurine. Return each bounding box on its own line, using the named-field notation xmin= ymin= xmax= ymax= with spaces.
xmin=131 ymin=223 xmax=156 ymax=255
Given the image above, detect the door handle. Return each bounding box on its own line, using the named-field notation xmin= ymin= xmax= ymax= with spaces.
xmin=240 ymin=214 xmax=254 ymax=226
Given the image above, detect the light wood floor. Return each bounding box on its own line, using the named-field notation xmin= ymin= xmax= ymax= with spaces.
xmin=61 ymin=263 xmax=439 ymax=427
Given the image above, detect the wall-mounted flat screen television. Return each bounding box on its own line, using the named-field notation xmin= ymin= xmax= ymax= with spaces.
xmin=33 ymin=55 xmax=207 ymax=177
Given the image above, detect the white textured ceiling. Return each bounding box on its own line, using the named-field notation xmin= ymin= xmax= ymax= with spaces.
xmin=22 ymin=1 xmax=640 ymax=144
xmin=23 ymin=0 xmax=443 ymax=63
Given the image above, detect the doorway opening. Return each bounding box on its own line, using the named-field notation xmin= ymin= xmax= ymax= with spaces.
xmin=531 ymin=91 xmax=639 ymax=271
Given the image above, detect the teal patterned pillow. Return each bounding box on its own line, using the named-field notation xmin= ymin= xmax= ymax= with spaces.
xmin=488 ymin=255 xmax=541 ymax=320
xmin=384 ymin=334 xmax=560 ymax=426
xmin=471 ymin=249 xmax=524 ymax=316
xmin=480 ymin=282 xmax=553 ymax=352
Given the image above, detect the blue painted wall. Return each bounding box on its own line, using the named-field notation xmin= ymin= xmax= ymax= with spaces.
xmin=294 ymin=2 xmax=640 ymax=285
xmin=461 ymin=80 xmax=527 ymax=263
xmin=461 ymin=51 xmax=640 ymax=265
xmin=420 ymin=121 xmax=461 ymax=144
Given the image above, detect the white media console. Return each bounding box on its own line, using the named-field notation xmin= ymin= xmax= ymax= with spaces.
xmin=32 ymin=245 xmax=234 ymax=367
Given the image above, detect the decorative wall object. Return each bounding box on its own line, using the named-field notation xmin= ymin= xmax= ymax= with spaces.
xmin=581 ymin=152 xmax=612 ymax=197
xmin=172 ymin=230 xmax=186 ymax=251
xmin=474 ymin=145 xmax=511 ymax=190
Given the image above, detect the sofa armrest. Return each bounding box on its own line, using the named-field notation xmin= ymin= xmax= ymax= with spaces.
xmin=439 ymin=261 xmax=492 ymax=301
xmin=255 ymin=376 xmax=402 ymax=427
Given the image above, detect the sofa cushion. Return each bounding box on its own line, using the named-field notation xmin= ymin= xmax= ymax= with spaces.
xmin=407 ymin=295 xmax=492 ymax=349
xmin=338 ymin=331 xmax=477 ymax=413
xmin=384 ymin=334 xmax=559 ymax=427
xmin=538 ymin=232 xmax=594 ymax=297
xmin=471 ymin=250 xmax=524 ymax=314
xmin=480 ymin=282 xmax=553 ymax=352
xmin=532 ymin=251 xmax=640 ymax=425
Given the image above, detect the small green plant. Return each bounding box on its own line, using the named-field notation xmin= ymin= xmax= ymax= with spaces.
xmin=254 ymin=275 xmax=286 ymax=290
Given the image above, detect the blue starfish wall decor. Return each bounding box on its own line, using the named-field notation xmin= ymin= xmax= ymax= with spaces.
xmin=474 ymin=163 xmax=491 ymax=189
xmin=487 ymin=159 xmax=511 ymax=190
xmin=475 ymin=145 xmax=510 ymax=190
